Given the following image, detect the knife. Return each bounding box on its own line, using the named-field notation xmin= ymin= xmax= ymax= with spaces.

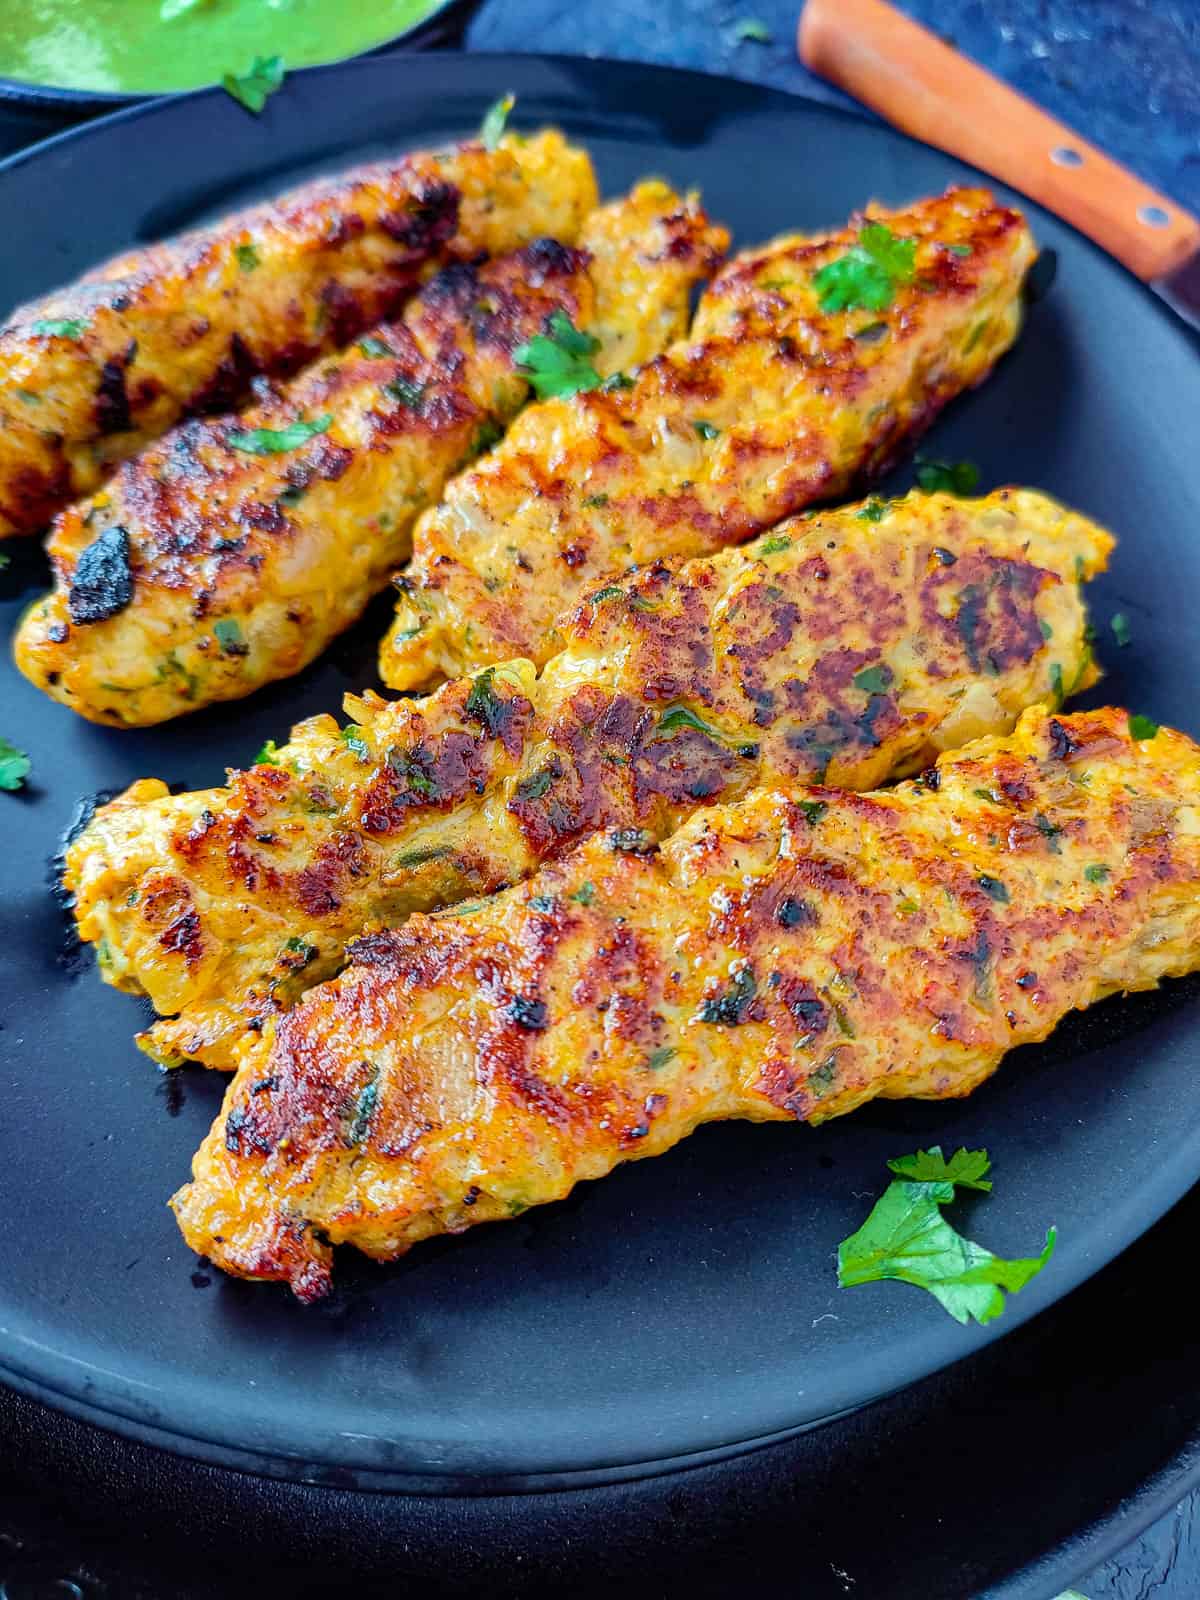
xmin=798 ymin=0 xmax=1200 ymax=333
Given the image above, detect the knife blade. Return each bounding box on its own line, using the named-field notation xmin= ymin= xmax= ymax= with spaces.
xmin=798 ymin=0 xmax=1200 ymax=334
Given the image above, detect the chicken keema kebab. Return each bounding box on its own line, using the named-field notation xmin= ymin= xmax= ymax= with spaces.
xmin=15 ymin=182 xmax=724 ymax=726
xmin=0 ymin=128 xmax=597 ymax=539
xmin=66 ymin=487 xmax=1112 ymax=1072
xmin=380 ymin=185 xmax=1037 ymax=690
xmin=171 ymin=706 xmax=1200 ymax=1301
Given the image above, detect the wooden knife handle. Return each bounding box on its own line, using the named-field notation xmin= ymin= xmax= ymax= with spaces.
xmin=798 ymin=0 xmax=1200 ymax=281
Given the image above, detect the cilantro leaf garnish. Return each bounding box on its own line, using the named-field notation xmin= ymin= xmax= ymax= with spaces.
xmin=852 ymin=664 xmax=891 ymax=695
xmin=235 ymin=243 xmax=259 ymax=273
xmin=732 ymin=17 xmax=772 ymax=42
xmin=341 ymin=725 xmax=370 ymax=759
xmin=227 ymin=415 xmax=331 ymax=455
xmin=394 ymin=845 xmax=452 ymax=869
xmin=255 ymin=739 xmax=281 ymax=765
xmin=657 ymin=704 xmax=723 ymax=739
xmin=692 ymin=418 xmax=721 ymax=440
xmin=812 ymin=223 xmax=916 ymax=314
xmin=480 ymin=92 xmax=515 ymax=152
xmin=514 ymin=766 xmax=557 ymax=803
xmin=887 ymin=1146 xmax=993 ymax=1191
xmin=358 ymin=336 xmax=392 ymax=359
xmin=914 ymin=455 xmax=980 ymax=495
xmin=213 ymin=618 xmax=247 ymax=656
xmin=1129 ymin=712 xmax=1159 ymax=740
xmin=464 ymin=668 xmax=511 ymax=737
xmin=856 ymin=496 xmax=888 ymax=522
xmin=0 ymin=737 xmax=31 ymax=793
xmin=223 ymin=54 xmax=285 ymax=115
xmin=514 ymin=311 xmax=601 ymax=400
xmin=385 ymin=376 xmax=426 ymax=410
xmin=31 ymin=317 xmax=89 ymax=339
xmin=699 ymin=965 xmax=756 ymax=1026
xmin=838 ymin=1148 xmax=1056 ymax=1325
xmin=656 ymin=704 xmax=757 ymax=759
xmin=1111 ymin=613 xmax=1131 ymax=648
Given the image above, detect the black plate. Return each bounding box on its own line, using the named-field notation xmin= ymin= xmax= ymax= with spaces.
xmin=1 ymin=52 xmax=1199 ymax=1490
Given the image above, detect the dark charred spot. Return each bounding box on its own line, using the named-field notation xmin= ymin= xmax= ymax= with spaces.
xmin=1047 ymin=717 xmax=1083 ymax=760
xmin=321 ymin=211 xmax=366 ymax=248
xmin=610 ymin=828 xmax=656 ymax=854
xmin=776 ymin=895 xmax=817 ymax=928
xmin=924 ymin=553 xmax=1050 ymax=676
xmin=319 ymin=279 xmax=371 ymax=348
xmin=509 ymin=995 xmax=549 ymax=1031
xmin=310 ymin=436 xmax=354 ymax=482
xmin=421 ymin=259 xmax=481 ymax=311
xmin=224 ymin=1104 xmax=274 ymax=1157
xmin=68 ymin=524 xmax=135 ymax=625
xmin=856 ymin=693 xmax=898 ymax=749
xmin=192 ymin=332 xmax=257 ymax=414
xmin=95 ymin=350 xmax=133 ymax=435
xmin=521 ymin=236 xmax=586 ymax=280
xmin=295 ymin=832 xmax=367 ymax=916
xmin=381 ymin=180 xmax=460 ymax=251
xmin=700 ymin=966 xmax=758 ymax=1026
xmin=920 ymin=764 xmax=941 ymax=791
xmin=345 ymin=930 xmax=404 ymax=969
xmin=159 ymin=908 xmax=202 ymax=965
xmin=778 ymin=976 xmax=829 ymax=1036
xmin=358 ymin=724 xmax=504 ymax=834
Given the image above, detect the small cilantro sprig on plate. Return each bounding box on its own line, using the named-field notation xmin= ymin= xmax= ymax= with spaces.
xmin=480 ymin=93 xmax=515 ymax=151
xmin=914 ymin=455 xmax=981 ymax=496
xmin=223 ymin=54 xmax=285 ymax=115
xmin=514 ymin=310 xmax=602 ymax=400
xmin=731 ymin=17 xmax=772 ymax=43
xmin=813 ymin=222 xmax=916 ymax=314
xmin=0 ymin=736 xmax=31 ymax=793
xmin=837 ymin=1146 xmax=1055 ymax=1326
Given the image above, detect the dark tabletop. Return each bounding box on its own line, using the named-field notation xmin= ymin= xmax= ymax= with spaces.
xmin=2 ymin=3 xmax=1199 ymax=1596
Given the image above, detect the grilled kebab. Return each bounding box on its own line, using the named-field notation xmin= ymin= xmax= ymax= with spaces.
xmin=16 ymin=182 xmax=723 ymax=725
xmin=0 ymin=129 xmax=596 ymax=538
xmin=380 ymin=186 xmax=1037 ymax=690
xmin=65 ymin=487 xmax=1110 ymax=1071
xmin=171 ymin=706 xmax=1200 ymax=1299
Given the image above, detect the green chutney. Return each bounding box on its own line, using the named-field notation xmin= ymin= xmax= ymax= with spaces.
xmin=0 ymin=0 xmax=439 ymax=95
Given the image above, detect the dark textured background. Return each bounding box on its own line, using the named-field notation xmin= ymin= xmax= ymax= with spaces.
xmin=2 ymin=3 xmax=1199 ymax=1596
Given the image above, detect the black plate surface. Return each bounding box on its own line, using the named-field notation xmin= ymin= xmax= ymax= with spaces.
xmin=1 ymin=53 xmax=1199 ymax=1490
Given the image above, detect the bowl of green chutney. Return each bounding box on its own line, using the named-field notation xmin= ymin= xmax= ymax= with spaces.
xmin=0 ymin=0 xmax=479 ymax=114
